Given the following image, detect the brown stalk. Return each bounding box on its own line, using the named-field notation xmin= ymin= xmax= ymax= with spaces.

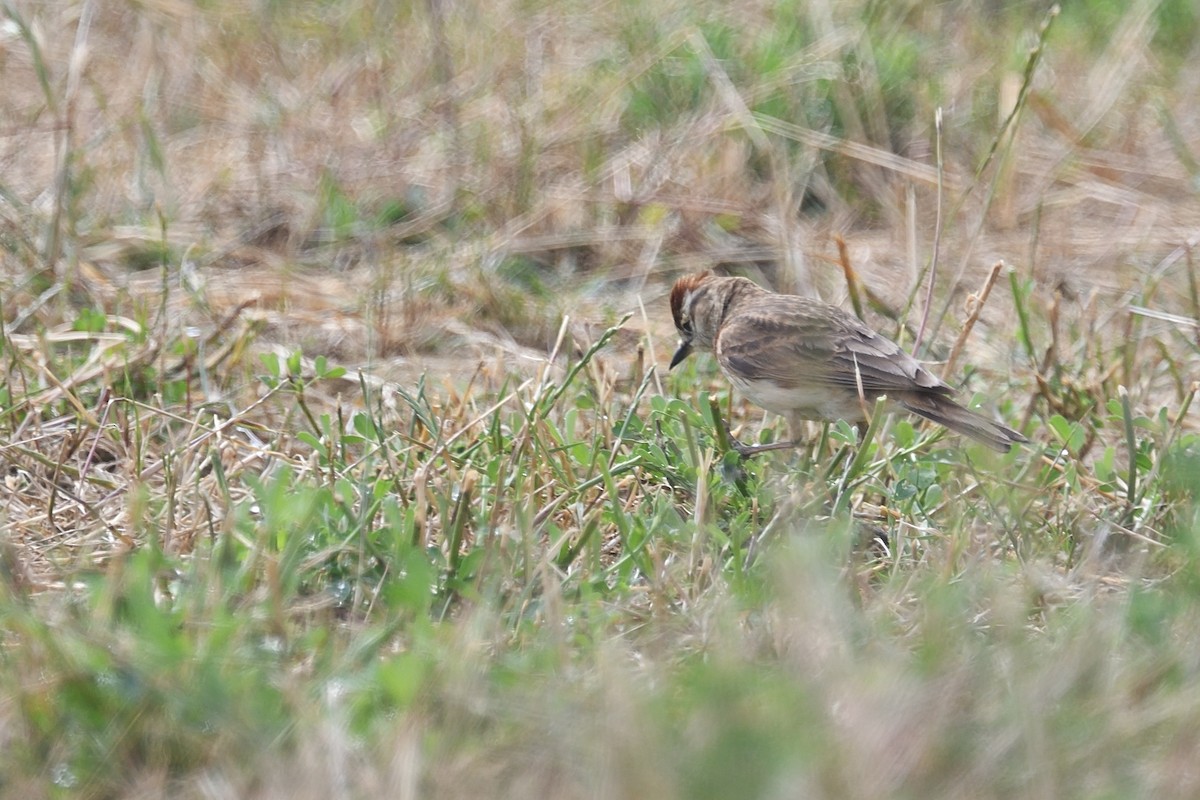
xmin=834 ymin=234 xmax=865 ymax=322
xmin=940 ymin=260 xmax=1004 ymax=381
xmin=913 ymin=107 xmax=944 ymax=357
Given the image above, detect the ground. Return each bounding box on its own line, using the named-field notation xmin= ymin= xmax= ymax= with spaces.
xmin=0 ymin=1 xmax=1199 ymax=797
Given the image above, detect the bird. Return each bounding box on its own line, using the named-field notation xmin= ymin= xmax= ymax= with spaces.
xmin=668 ymin=271 xmax=1028 ymax=454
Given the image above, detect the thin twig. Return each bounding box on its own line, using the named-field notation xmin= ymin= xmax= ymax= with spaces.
xmin=834 ymin=234 xmax=865 ymax=322
xmin=913 ymin=107 xmax=943 ymax=356
xmin=941 ymin=260 xmax=1005 ymax=380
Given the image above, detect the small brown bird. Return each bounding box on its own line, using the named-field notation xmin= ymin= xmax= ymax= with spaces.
xmin=669 ymin=271 xmax=1027 ymax=454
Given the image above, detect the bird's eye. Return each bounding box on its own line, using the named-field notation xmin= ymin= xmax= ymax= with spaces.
xmin=680 ymin=316 xmax=693 ymax=334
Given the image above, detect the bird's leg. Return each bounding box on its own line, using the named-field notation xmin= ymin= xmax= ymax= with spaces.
xmin=729 ymin=437 xmax=799 ymax=458
xmin=716 ymin=414 xmax=796 ymax=458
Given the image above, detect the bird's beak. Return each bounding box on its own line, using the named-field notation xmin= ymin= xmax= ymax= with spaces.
xmin=669 ymin=340 xmax=692 ymax=370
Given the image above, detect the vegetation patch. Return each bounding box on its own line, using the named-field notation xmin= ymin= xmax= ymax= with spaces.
xmin=0 ymin=1 xmax=1198 ymax=797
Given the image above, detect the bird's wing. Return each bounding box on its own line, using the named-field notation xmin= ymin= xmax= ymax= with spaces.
xmin=715 ymin=296 xmax=950 ymax=396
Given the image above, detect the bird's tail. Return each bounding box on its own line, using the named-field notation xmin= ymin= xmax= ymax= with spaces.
xmin=899 ymin=394 xmax=1027 ymax=453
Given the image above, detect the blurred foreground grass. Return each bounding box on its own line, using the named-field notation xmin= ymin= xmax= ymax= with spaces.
xmin=1 ymin=0 xmax=1199 ymax=797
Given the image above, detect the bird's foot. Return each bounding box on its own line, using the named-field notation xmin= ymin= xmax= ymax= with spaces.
xmin=728 ymin=436 xmax=797 ymax=459
xmin=713 ymin=409 xmax=796 ymax=459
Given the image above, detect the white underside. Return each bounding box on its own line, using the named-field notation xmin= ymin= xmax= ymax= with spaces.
xmin=725 ymin=373 xmax=877 ymax=422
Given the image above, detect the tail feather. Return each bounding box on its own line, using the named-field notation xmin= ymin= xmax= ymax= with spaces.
xmin=898 ymin=394 xmax=1027 ymax=453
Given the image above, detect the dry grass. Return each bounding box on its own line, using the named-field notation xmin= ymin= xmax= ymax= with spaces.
xmin=1 ymin=0 xmax=1199 ymax=797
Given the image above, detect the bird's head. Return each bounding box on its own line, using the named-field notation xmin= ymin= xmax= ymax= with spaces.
xmin=669 ymin=271 xmax=722 ymax=369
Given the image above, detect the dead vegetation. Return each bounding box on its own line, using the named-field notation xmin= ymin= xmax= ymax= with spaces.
xmin=0 ymin=0 xmax=1199 ymax=797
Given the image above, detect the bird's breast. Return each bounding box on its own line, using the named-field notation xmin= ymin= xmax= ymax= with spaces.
xmin=724 ymin=372 xmax=871 ymax=421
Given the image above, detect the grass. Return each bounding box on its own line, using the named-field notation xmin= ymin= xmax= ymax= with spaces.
xmin=1 ymin=0 xmax=1199 ymax=797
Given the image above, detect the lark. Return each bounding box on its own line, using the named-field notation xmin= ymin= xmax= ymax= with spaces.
xmin=669 ymin=271 xmax=1027 ymax=454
